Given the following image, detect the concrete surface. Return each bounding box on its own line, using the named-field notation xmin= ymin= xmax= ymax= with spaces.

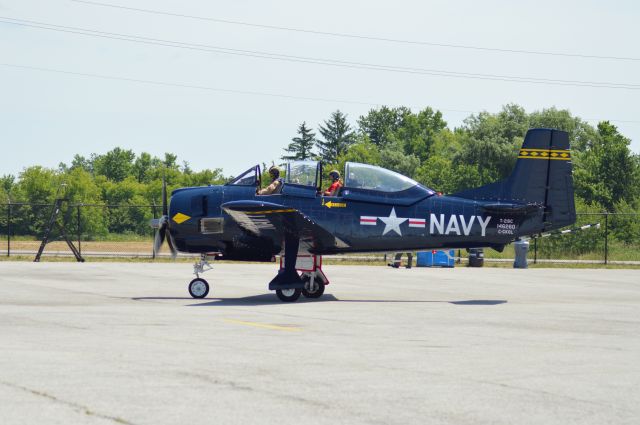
xmin=0 ymin=262 xmax=638 ymax=425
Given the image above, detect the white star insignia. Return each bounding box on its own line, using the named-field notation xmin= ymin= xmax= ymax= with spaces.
xmin=379 ymin=207 xmax=408 ymax=236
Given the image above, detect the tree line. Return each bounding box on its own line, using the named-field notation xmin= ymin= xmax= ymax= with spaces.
xmin=282 ymin=105 xmax=639 ymax=213
xmin=1 ymin=103 xmax=639 ymax=244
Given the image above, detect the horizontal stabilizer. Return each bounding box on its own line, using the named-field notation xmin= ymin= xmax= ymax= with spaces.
xmin=480 ymin=202 xmax=542 ymax=216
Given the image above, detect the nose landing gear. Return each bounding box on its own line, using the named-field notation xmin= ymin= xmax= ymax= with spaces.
xmin=187 ymin=254 xmax=215 ymax=299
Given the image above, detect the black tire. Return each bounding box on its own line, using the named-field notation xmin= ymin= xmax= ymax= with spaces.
xmin=188 ymin=278 xmax=209 ymax=299
xmin=301 ymin=274 xmax=325 ymax=299
xmin=275 ymin=288 xmax=302 ymax=302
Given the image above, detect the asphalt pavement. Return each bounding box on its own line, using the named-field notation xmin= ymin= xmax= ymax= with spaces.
xmin=0 ymin=262 xmax=638 ymax=425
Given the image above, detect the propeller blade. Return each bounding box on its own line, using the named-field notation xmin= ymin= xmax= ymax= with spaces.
xmin=162 ymin=176 xmax=168 ymax=217
xmin=153 ymin=223 xmax=166 ymax=257
xmin=166 ymin=229 xmax=178 ymax=260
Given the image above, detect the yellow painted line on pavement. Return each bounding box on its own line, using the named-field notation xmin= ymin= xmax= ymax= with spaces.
xmin=223 ymin=318 xmax=301 ymax=332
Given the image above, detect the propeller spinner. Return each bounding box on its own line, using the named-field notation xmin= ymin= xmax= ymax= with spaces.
xmin=151 ymin=178 xmax=178 ymax=259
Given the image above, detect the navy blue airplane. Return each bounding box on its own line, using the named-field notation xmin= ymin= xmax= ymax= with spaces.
xmin=152 ymin=128 xmax=575 ymax=302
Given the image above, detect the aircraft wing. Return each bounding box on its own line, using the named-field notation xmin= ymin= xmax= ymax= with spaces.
xmin=221 ymin=200 xmax=349 ymax=253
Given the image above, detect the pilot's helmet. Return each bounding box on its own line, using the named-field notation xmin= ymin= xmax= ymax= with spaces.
xmin=268 ymin=166 xmax=280 ymax=178
xmin=329 ymin=170 xmax=340 ymax=180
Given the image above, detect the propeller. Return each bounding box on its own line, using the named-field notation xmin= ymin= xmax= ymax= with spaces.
xmin=151 ymin=177 xmax=178 ymax=259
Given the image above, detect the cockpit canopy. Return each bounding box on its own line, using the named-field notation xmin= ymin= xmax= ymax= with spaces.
xmin=285 ymin=160 xmax=319 ymax=187
xmin=344 ymin=162 xmax=429 ymax=193
xmin=226 ymin=165 xmax=260 ymax=186
xmin=226 ymin=161 xmax=434 ymax=201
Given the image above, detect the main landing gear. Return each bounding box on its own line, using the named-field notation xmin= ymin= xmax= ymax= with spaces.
xmin=272 ymin=255 xmax=329 ymax=303
xmin=185 ymin=253 xmax=329 ymax=303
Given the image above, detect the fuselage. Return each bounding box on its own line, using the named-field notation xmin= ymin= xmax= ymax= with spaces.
xmin=167 ymin=182 xmax=541 ymax=258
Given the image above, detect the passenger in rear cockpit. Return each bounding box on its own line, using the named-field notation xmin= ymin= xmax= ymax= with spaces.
xmin=324 ymin=170 xmax=343 ymax=196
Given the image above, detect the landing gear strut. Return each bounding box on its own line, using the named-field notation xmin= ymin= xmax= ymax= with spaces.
xmin=273 ymin=254 xmax=329 ymax=302
xmin=188 ymin=254 xmax=215 ymax=299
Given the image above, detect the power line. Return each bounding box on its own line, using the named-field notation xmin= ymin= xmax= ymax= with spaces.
xmin=1 ymin=62 xmax=638 ymax=125
xmin=70 ymin=0 xmax=640 ymax=63
xmin=2 ymin=17 xmax=639 ymax=91
xmin=0 ymin=62 xmax=377 ymax=106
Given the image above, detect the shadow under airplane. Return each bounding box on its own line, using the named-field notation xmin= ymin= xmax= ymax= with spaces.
xmin=132 ymin=295 xmax=507 ymax=307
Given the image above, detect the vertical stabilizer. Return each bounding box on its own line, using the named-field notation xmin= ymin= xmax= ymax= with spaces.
xmin=453 ymin=128 xmax=576 ymax=231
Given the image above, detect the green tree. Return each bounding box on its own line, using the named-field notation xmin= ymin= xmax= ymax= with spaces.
xmin=528 ymin=107 xmax=597 ymax=153
xmin=317 ymin=110 xmax=356 ymax=164
xmin=1 ymin=174 xmax=15 ymax=196
xmin=62 ymin=167 xmax=108 ymax=238
xmin=163 ymin=153 xmax=179 ymax=170
xmin=453 ymin=104 xmax=529 ymax=185
xmin=338 ymin=136 xmax=381 ymax=166
xmin=132 ymin=152 xmax=154 ymax=183
xmin=93 ymin=148 xmax=135 ymax=182
xmin=415 ymin=156 xmax=456 ymax=193
xmin=573 ymin=121 xmax=640 ymax=210
xmin=180 ymin=168 xmax=226 ymax=187
xmin=397 ymin=107 xmax=447 ymax=161
xmin=380 ymin=142 xmax=420 ymax=177
xmin=282 ymin=122 xmax=316 ymax=160
xmin=12 ymin=166 xmax=61 ymax=235
xmin=15 ymin=166 xmax=60 ymax=203
xmin=610 ymin=199 xmax=640 ymax=246
xmin=357 ymin=106 xmax=411 ymax=148
xmin=70 ymin=154 xmax=93 ymax=173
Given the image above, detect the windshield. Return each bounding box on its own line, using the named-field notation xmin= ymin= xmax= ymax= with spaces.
xmin=227 ymin=166 xmax=257 ymax=186
xmin=344 ymin=162 xmax=420 ymax=192
xmin=286 ymin=161 xmax=318 ymax=186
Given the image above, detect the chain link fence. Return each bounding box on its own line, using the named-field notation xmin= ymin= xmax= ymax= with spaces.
xmin=1 ymin=203 xmax=639 ymax=263
xmin=0 ymin=203 xmax=159 ymax=258
xmin=534 ymin=212 xmax=640 ymax=264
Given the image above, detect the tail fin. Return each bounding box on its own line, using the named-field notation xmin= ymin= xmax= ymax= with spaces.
xmin=454 ymin=128 xmax=576 ymax=231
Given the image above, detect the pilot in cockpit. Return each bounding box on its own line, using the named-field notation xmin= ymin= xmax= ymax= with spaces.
xmin=257 ymin=166 xmax=283 ymax=195
xmin=323 ymin=170 xmax=343 ymax=196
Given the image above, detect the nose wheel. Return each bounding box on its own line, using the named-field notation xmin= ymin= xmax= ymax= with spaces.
xmin=188 ymin=254 xmax=215 ymax=298
xmin=189 ymin=278 xmax=209 ymax=298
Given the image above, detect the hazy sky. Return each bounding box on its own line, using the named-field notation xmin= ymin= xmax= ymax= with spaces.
xmin=1 ymin=0 xmax=638 ymax=178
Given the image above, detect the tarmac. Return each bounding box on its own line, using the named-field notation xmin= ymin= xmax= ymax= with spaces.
xmin=0 ymin=262 xmax=638 ymax=425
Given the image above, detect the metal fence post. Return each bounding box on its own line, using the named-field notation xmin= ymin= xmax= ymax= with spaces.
xmin=604 ymin=213 xmax=609 ymax=265
xmin=77 ymin=204 xmax=82 ymax=256
xmin=533 ymin=237 xmax=537 ymax=264
xmin=6 ymin=203 xmax=11 ymax=257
